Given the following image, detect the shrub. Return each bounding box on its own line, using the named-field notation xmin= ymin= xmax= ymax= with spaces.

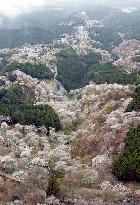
xmin=112 ymin=125 xmax=140 ymax=181
xmin=0 ymin=79 xmax=5 ymax=86
xmin=46 ymin=176 xmax=60 ymax=197
xmin=7 ymin=74 xmax=17 ymax=82
xmin=63 ymin=127 xmax=73 ymax=135
xmin=105 ymin=104 xmax=113 ymax=114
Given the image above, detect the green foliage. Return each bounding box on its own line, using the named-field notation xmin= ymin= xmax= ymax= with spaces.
xmin=63 ymin=127 xmax=73 ymax=135
xmin=0 ymin=8 xmax=72 ymax=48
xmin=81 ymin=52 xmax=102 ymax=68
xmin=53 ymin=24 xmax=74 ymax=39
xmin=3 ymin=53 xmax=137 ymax=94
xmin=89 ymin=26 xmax=122 ymax=51
xmin=85 ymin=63 xmax=139 ymax=85
xmin=11 ymin=104 xmax=61 ymax=131
xmin=0 ymin=54 xmax=9 ymax=70
xmin=4 ymin=63 xmax=53 ymax=80
xmin=0 ymin=84 xmax=22 ymax=105
xmin=112 ymin=126 xmax=140 ymax=181
xmin=60 ymin=45 xmax=76 ymax=56
xmin=65 ymin=93 xmax=75 ymax=101
xmin=125 ymin=86 xmax=140 ymax=112
xmin=7 ymin=74 xmax=17 ymax=82
xmin=0 ymin=79 xmax=5 ymax=86
xmin=53 ymin=169 xmax=65 ymax=179
xmin=48 ymin=161 xmax=65 ymax=178
xmin=56 ymin=47 xmax=85 ymax=91
xmin=105 ymin=104 xmax=113 ymax=114
xmin=46 ymin=176 xmax=60 ymax=197
xmin=0 ymin=85 xmax=61 ymax=131
xmin=56 ymin=46 xmax=102 ymax=91
xmin=57 ymin=49 xmax=137 ymax=91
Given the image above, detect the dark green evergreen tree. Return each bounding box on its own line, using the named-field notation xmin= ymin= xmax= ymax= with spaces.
xmin=113 ymin=126 xmax=140 ymax=181
xmin=125 ymin=86 xmax=140 ymax=112
xmin=46 ymin=176 xmax=60 ymax=197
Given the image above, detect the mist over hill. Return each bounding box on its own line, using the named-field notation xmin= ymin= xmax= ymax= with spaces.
xmin=0 ymin=2 xmax=139 ymax=48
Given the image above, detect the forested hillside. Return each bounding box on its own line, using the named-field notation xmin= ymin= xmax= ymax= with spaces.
xmin=0 ymin=2 xmax=140 ymax=205
xmin=0 ymin=84 xmax=61 ymax=131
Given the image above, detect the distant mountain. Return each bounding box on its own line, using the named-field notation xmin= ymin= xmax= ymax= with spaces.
xmin=0 ymin=5 xmax=139 ymax=49
xmin=0 ymin=9 xmax=70 ymax=30
xmin=103 ymin=9 xmax=140 ymax=40
xmin=0 ymin=27 xmax=54 ymax=49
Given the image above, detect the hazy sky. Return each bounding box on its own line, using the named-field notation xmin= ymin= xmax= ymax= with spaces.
xmin=0 ymin=0 xmax=80 ymax=16
xmin=0 ymin=0 xmax=98 ymax=16
xmin=0 ymin=0 xmax=136 ymax=16
xmin=0 ymin=0 xmax=48 ymax=16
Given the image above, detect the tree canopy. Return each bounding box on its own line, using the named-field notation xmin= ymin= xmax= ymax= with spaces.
xmin=85 ymin=63 xmax=139 ymax=85
xmin=56 ymin=46 xmax=102 ymax=91
xmin=4 ymin=63 xmax=53 ymax=80
xmin=125 ymin=86 xmax=140 ymax=112
xmin=0 ymin=84 xmax=61 ymax=131
xmin=113 ymin=125 xmax=140 ymax=181
xmin=89 ymin=26 xmax=122 ymax=51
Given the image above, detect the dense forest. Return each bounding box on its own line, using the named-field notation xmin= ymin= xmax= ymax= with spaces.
xmin=56 ymin=46 xmax=102 ymax=90
xmin=57 ymin=47 xmax=85 ymax=90
xmin=0 ymin=84 xmax=61 ymax=131
xmin=85 ymin=63 xmax=139 ymax=85
xmin=4 ymin=63 xmax=53 ymax=80
xmin=56 ymin=45 xmax=139 ymax=90
xmin=113 ymin=125 xmax=140 ymax=181
xmin=103 ymin=10 xmax=140 ymax=40
xmin=89 ymin=26 xmax=122 ymax=51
